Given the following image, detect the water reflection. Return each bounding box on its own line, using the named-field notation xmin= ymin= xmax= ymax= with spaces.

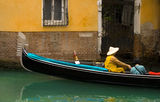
xmin=0 ymin=70 xmax=160 ymax=102
xmin=20 ymin=79 xmax=160 ymax=102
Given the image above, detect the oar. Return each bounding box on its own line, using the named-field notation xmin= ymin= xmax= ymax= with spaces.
xmin=73 ymin=50 xmax=80 ymax=64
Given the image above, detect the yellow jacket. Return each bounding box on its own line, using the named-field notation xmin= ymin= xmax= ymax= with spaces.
xmin=104 ymin=55 xmax=129 ymax=73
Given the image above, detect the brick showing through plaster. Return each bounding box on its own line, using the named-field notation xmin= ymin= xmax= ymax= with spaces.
xmin=24 ymin=32 xmax=99 ymax=61
xmin=135 ymin=22 xmax=160 ymax=59
xmin=0 ymin=32 xmax=18 ymax=61
xmin=0 ymin=31 xmax=99 ymax=62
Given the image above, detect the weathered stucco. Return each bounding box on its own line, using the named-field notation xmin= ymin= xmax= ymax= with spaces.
xmin=141 ymin=0 xmax=160 ymax=29
xmin=141 ymin=23 xmax=160 ymax=57
xmin=0 ymin=31 xmax=100 ymax=62
xmin=134 ymin=0 xmax=160 ymax=61
xmin=0 ymin=0 xmax=99 ymax=66
xmin=0 ymin=0 xmax=98 ymax=31
xmin=25 ymin=32 xmax=99 ymax=60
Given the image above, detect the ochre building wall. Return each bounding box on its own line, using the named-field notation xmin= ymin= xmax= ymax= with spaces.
xmin=0 ymin=0 xmax=99 ymax=63
xmin=134 ymin=0 xmax=160 ymax=61
xmin=141 ymin=0 xmax=160 ymax=30
xmin=0 ymin=0 xmax=98 ymax=31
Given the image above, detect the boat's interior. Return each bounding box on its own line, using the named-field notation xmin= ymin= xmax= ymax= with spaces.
xmin=27 ymin=53 xmax=108 ymax=72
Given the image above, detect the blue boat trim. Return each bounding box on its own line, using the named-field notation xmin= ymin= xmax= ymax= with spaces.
xmin=27 ymin=53 xmax=108 ymax=72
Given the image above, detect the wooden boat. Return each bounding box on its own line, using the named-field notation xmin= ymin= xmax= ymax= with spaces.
xmin=21 ymin=48 xmax=160 ymax=88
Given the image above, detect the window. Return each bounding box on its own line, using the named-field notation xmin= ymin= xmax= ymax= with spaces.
xmin=43 ymin=0 xmax=68 ymax=26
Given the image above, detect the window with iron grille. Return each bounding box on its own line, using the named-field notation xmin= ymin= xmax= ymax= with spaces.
xmin=43 ymin=0 xmax=68 ymax=26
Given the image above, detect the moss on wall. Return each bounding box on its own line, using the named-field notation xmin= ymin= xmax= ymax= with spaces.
xmin=0 ymin=60 xmax=22 ymax=70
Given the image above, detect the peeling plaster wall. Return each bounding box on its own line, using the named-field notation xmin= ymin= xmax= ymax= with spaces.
xmin=0 ymin=31 xmax=99 ymax=63
xmin=134 ymin=0 xmax=160 ymax=60
xmin=141 ymin=23 xmax=160 ymax=57
xmin=0 ymin=0 xmax=100 ymax=65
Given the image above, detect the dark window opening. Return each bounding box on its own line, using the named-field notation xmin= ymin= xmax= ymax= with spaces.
xmin=44 ymin=0 xmax=52 ymax=20
xmin=43 ymin=0 xmax=68 ymax=26
xmin=54 ymin=0 xmax=62 ymax=20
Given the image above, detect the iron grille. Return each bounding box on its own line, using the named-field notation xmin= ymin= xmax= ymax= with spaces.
xmin=43 ymin=0 xmax=68 ymax=26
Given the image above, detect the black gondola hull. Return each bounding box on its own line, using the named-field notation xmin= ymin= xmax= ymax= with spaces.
xmin=21 ymin=49 xmax=160 ymax=88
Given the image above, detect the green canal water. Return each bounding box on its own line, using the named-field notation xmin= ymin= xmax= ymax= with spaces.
xmin=0 ymin=70 xmax=160 ymax=102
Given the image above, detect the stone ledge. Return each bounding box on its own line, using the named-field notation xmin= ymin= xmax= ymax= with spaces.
xmin=0 ymin=60 xmax=23 ymax=70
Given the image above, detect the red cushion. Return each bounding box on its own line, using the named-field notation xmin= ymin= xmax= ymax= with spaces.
xmin=149 ymin=71 xmax=160 ymax=75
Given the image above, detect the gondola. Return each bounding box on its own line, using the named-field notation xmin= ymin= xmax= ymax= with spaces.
xmin=21 ymin=48 xmax=160 ymax=88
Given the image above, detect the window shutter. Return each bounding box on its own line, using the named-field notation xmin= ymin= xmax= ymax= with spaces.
xmin=43 ymin=0 xmax=52 ymax=20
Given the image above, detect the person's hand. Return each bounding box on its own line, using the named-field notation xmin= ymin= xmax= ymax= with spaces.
xmin=127 ymin=65 xmax=132 ymax=69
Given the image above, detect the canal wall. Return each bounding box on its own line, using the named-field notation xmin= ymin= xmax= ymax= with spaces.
xmin=134 ymin=28 xmax=160 ymax=63
xmin=1 ymin=30 xmax=160 ymax=69
xmin=0 ymin=31 xmax=100 ymax=68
